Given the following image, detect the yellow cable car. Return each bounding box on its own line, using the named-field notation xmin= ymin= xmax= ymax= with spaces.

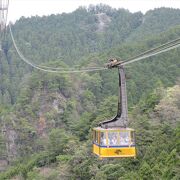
xmin=93 ymin=127 xmax=135 ymax=158
xmin=93 ymin=61 xmax=136 ymax=158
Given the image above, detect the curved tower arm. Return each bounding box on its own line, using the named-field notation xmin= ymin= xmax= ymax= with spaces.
xmin=99 ymin=65 xmax=128 ymax=128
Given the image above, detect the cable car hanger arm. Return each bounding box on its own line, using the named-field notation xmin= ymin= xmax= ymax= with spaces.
xmin=99 ymin=65 xmax=128 ymax=128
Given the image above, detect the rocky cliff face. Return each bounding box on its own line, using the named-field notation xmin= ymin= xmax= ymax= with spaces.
xmin=96 ymin=13 xmax=111 ymax=32
xmin=154 ymin=85 xmax=180 ymax=126
xmin=0 ymin=71 xmax=88 ymax=170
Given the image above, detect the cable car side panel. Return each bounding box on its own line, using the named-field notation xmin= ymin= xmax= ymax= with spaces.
xmin=99 ymin=146 xmax=136 ymax=158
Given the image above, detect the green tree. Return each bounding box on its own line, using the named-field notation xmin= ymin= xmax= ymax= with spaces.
xmin=139 ymin=161 xmax=152 ymax=180
xmin=48 ymin=128 xmax=70 ymax=154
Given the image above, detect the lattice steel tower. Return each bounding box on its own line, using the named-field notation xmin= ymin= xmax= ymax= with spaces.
xmin=0 ymin=0 xmax=9 ymax=51
xmin=0 ymin=0 xmax=9 ymax=32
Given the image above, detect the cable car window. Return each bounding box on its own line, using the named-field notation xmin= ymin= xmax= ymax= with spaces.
xmin=93 ymin=131 xmax=95 ymax=143
xmin=94 ymin=131 xmax=98 ymax=144
xmin=119 ymin=131 xmax=129 ymax=145
xmin=100 ymin=132 xmax=106 ymax=146
xmin=108 ymin=132 xmax=118 ymax=146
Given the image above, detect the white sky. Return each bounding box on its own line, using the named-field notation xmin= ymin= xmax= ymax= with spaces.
xmin=8 ymin=0 xmax=180 ymax=23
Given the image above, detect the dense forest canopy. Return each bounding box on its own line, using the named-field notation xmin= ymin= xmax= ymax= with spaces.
xmin=0 ymin=4 xmax=179 ymax=179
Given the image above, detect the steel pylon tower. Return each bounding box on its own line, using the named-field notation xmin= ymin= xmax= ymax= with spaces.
xmin=0 ymin=0 xmax=9 ymax=51
xmin=0 ymin=0 xmax=9 ymax=32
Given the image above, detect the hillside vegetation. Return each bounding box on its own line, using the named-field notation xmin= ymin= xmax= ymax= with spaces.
xmin=0 ymin=4 xmax=180 ymax=180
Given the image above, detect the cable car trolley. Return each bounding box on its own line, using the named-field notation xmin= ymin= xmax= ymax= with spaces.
xmin=93 ymin=59 xmax=136 ymax=158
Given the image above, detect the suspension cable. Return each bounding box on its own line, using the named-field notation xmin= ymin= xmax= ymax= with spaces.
xmin=124 ymin=38 xmax=180 ymax=63
xmin=37 ymin=64 xmax=104 ymax=70
xmin=9 ymin=23 xmax=107 ymax=73
xmin=9 ymin=21 xmax=180 ymax=72
xmin=107 ymin=39 xmax=180 ymax=68
xmin=122 ymin=41 xmax=180 ymax=66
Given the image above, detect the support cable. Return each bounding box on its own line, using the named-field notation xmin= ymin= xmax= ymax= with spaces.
xmin=124 ymin=38 xmax=180 ymax=63
xmin=9 ymin=22 xmax=180 ymax=73
xmin=9 ymin=24 xmax=107 ymax=73
xmin=122 ymin=42 xmax=180 ymax=66
xmin=37 ymin=64 xmax=104 ymax=70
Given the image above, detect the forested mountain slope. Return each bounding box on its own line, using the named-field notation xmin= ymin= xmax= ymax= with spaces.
xmin=0 ymin=5 xmax=180 ymax=106
xmin=0 ymin=5 xmax=180 ymax=179
xmin=127 ymin=7 xmax=180 ymax=41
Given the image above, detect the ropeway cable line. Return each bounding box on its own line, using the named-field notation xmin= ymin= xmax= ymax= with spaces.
xmin=106 ymin=38 xmax=180 ymax=68
xmin=37 ymin=64 xmax=104 ymax=70
xmin=122 ymin=38 xmax=180 ymax=64
xmin=9 ymin=23 xmax=107 ymax=73
xmin=9 ymin=23 xmax=180 ymax=73
xmin=122 ymin=42 xmax=180 ymax=66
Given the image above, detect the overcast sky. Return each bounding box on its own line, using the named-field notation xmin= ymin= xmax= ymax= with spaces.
xmin=8 ymin=0 xmax=180 ymax=22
